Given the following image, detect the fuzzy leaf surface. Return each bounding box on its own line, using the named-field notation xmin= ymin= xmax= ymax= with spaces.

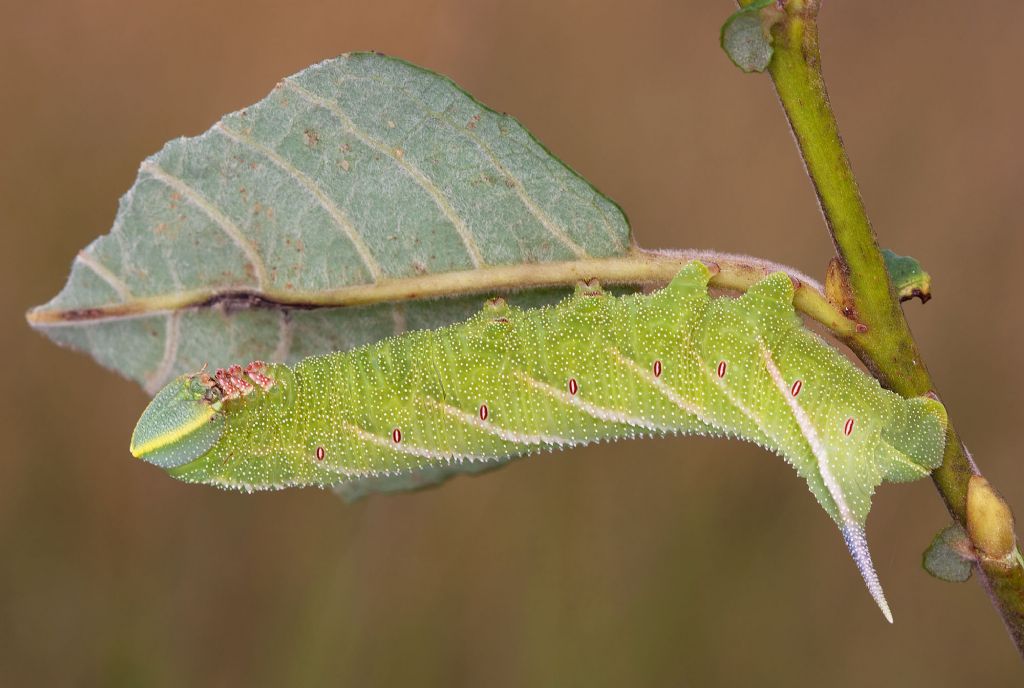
xmin=28 ymin=53 xmax=630 ymax=392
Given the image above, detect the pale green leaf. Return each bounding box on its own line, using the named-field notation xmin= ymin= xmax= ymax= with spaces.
xmin=923 ymin=524 xmax=974 ymax=583
xmin=27 ymin=53 xmax=631 ymax=392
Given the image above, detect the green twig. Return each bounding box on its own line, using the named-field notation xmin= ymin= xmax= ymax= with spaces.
xmin=736 ymin=0 xmax=1024 ymax=654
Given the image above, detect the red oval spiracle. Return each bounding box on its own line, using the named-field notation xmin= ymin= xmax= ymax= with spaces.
xmin=843 ymin=418 xmax=855 ymax=436
xmin=717 ymin=361 xmax=727 ymax=378
xmin=392 ymin=428 xmax=402 ymax=443
xmin=790 ymin=380 xmax=803 ymax=397
xmin=653 ymin=360 xmax=663 ymax=378
xmin=315 ymin=446 xmax=325 ymax=461
xmin=568 ymin=378 xmax=579 ymax=396
xmin=479 ymin=404 xmax=489 ymax=421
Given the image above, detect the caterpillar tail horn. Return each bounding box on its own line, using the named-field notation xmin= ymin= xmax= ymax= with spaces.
xmin=842 ymin=523 xmax=894 ymax=624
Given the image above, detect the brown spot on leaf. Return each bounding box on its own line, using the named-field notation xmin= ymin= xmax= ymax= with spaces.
xmin=57 ymin=307 xmax=116 ymax=321
xmin=304 ymin=129 xmax=320 ymax=147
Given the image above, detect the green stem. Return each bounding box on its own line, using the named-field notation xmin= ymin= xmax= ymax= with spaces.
xmin=741 ymin=0 xmax=1024 ymax=654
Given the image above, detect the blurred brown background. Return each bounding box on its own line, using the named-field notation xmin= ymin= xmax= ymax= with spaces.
xmin=3 ymin=1 xmax=1022 ymax=685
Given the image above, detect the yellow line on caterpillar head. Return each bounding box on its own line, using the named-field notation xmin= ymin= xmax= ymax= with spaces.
xmin=130 ymin=404 xmax=217 ymax=458
xmin=130 ymin=374 xmax=224 ymax=468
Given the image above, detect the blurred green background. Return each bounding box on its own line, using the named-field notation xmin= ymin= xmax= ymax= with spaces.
xmin=4 ymin=1 xmax=1023 ymax=685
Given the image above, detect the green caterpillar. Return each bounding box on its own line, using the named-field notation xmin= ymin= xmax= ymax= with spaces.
xmin=131 ymin=262 xmax=947 ymax=621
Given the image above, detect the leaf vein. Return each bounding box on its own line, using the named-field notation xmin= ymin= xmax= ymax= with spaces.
xmin=75 ymin=250 xmax=133 ymax=301
xmin=335 ymin=72 xmax=590 ymax=259
xmin=283 ymin=79 xmax=484 ymax=268
xmin=213 ymin=123 xmax=384 ymax=283
xmin=140 ymin=160 xmax=269 ymax=289
xmin=144 ymin=311 xmax=182 ymax=394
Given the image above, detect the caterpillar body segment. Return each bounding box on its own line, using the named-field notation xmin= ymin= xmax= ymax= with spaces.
xmin=131 ymin=261 xmax=947 ymax=620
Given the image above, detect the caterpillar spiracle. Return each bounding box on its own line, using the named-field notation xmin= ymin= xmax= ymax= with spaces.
xmin=130 ymin=261 xmax=947 ymax=621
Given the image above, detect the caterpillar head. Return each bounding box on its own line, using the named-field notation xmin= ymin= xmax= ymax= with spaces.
xmin=130 ymin=371 xmax=226 ymax=469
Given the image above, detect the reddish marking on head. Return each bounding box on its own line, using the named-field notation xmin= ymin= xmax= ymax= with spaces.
xmin=315 ymin=446 xmax=325 ymax=461
xmin=568 ymin=378 xmax=579 ymax=396
xmin=392 ymin=428 xmax=402 ymax=444
xmin=653 ymin=360 xmax=663 ymax=378
xmin=493 ymin=317 xmax=510 ymax=324
xmin=791 ymin=380 xmax=803 ymax=397
xmin=244 ymin=360 xmax=273 ymax=391
xmin=479 ymin=404 xmax=489 ymax=421
xmin=214 ymin=368 xmax=231 ymax=387
xmin=717 ymin=361 xmax=727 ymax=378
xmin=844 ymin=418 xmax=855 ymax=436
xmin=215 ymin=366 xmax=253 ymax=399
